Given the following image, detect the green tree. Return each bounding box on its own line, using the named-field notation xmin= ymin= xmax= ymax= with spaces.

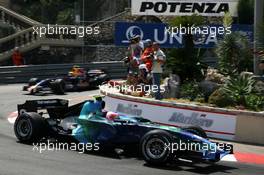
xmin=216 ymin=12 xmax=253 ymax=75
xmin=237 ymin=0 xmax=254 ymax=24
xmin=166 ymin=15 xmax=206 ymax=82
xmin=216 ymin=33 xmax=253 ymax=75
xmin=223 ymin=74 xmax=255 ymax=106
xmin=56 ymin=8 xmax=75 ymax=24
xmin=10 ymin=0 xmax=74 ymax=24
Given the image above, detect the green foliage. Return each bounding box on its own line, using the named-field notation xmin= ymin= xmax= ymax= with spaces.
xmin=11 ymin=0 xmax=74 ymax=24
xmin=0 ymin=24 xmax=15 ymax=38
xmin=223 ymin=12 xmax=233 ymax=28
xmin=245 ymin=95 xmax=264 ymax=111
xmin=180 ymin=81 xmax=203 ymax=101
xmin=216 ymin=11 xmax=253 ymax=75
xmin=167 ymin=15 xmax=206 ymax=81
xmin=208 ymin=88 xmax=234 ymax=107
xmin=222 ymin=74 xmax=255 ymax=106
xmin=56 ymin=8 xmax=75 ymax=24
xmin=216 ymin=32 xmax=253 ymax=75
xmin=237 ymin=0 xmax=254 ymax=24
xmin=169 ymin=14 xmax=205 ymax=27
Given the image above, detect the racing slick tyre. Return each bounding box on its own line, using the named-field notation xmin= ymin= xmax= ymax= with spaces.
xmin=28 ymin=78 xmax=40 ymax=86
xmin=141 ymin=130 xmax=174 ymax=165
xmin=14 ymin=112 xmax=46 ymax=143
xmin=182 ymin=126 xmax=207 ymax=138
xmin=51 ymin=79 xmax=65 ymax=95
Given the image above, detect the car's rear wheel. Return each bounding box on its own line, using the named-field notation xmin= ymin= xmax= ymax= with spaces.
xmin=51 ymin=79 xmax=65 ymax=95
xmin=182 ymin=126 xmax=207 ymax=138
xmin=141 ymin=130 xmax=174 ymax=165
xmin=14 ymin=112 xmax=46 ymax=143
xmin=29 ymin=87 xmax=38 ymax=95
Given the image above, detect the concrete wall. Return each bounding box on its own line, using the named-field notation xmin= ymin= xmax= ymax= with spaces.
xmin=235 ymin=114 xmax=264 ymax=145
xmin=100 ymin=85 xmax=264 ymax=145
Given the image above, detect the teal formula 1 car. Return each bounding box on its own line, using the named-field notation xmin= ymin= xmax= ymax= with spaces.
xmin=14 ymin=98 xmax=233 ymax=165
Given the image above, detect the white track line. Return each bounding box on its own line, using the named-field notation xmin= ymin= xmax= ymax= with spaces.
xmin=7 ymin=111 xmax=18 ymax=124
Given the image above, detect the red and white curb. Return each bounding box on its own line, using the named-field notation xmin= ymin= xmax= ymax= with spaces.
xmin=221 ymin=154 xmax=237 ymax=162
xmin=232 ymin=152 xmax=264 ymax=165
xmin=221 ymin=153 xmax=264 ymax=165
xmin=7 ymin=111 xmax=18 ymax=124
xmin=7 ymin=111 xmax=264 ymax=165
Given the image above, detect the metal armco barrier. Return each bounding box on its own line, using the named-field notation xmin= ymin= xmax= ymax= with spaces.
xmin=0 ymin=61 xmax=126 ymax=84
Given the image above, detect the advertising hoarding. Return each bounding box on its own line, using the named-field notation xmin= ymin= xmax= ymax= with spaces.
xmin=132 ymin=0 xmax=239 ymax=17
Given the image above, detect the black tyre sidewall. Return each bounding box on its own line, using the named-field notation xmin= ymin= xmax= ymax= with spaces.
xmin=141 ymin=130 xmax=173 ymax=165
xmin=14 ymin=112 xmax=46 ymax=143
xmin=51 ymin=79 xmax=65 ymax=95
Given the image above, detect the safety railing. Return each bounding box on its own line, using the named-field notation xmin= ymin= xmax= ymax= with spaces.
xmin=0 ymin=61 xmax=126 ymax=84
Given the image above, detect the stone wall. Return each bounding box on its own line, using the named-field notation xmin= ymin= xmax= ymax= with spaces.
xmin=0 ymin=0 xmax=9 ymax=7
xmin=95 ymin=46 xmax=126 ymax=62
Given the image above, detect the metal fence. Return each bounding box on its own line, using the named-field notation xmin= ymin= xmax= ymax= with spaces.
xmin=0 ymin=61 xmax=126 ymax=84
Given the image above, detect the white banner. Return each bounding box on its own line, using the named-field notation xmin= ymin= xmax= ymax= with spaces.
xmin=104 ymin=95 xmax=237 ymax=140
xmin=132 ymin=0 xmax=238 ymax=17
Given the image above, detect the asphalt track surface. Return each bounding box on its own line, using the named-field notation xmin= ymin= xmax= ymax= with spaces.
xmin=0 ymin=84 xmax=263 ymax=175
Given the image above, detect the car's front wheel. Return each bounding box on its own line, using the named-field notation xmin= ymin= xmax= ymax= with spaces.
xmin=141 ymin=130 xmax=174 ymax=165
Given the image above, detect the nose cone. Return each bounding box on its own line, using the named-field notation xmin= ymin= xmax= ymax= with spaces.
xmin=178 ymin=131 xmax=231 ymax=161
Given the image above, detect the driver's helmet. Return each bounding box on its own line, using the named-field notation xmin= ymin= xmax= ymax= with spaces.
xmin=106 ymin=111 xmax=119 ymax=121
xmin=70 ymin=65 xmax=85 ymax=77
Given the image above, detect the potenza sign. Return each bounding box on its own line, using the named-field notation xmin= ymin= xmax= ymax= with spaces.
xmin=132 ymin=0 xmax=238 ymax=16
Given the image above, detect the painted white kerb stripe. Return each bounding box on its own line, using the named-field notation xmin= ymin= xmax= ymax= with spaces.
xmin=221 ymin=154 xmax=237 ymax=162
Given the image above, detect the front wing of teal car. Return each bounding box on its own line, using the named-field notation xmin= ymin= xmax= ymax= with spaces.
xmin=167 ymin=130 xmax=233 ymax=162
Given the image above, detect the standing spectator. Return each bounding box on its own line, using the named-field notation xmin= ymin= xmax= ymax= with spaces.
xmin=12 ymin=47 xmax=24 ymax=66
xmin=126 ymin=36 xmax=142 ymax=77
xmin=134 ymin=35 xmax=144 ymax=53
xmin=151 ymin=42 xmax=166 ymax=100
xmin=130 ymin=35 xmax=143 ymax=63
xmin=141 ymin=39 xmax=154 ymax=72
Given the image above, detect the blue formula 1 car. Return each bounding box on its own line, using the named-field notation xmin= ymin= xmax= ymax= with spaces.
xmin=14 ymin=98 xmax=233 ymax=165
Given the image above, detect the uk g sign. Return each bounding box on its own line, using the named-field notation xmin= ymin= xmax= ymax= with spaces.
xmin=115 ymin=22 xmax=183 ymax=48
xmin=132 ymin=0 xmax=238 ymax=17
xmin=114 ymin=22 xmax=253 ymax=48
